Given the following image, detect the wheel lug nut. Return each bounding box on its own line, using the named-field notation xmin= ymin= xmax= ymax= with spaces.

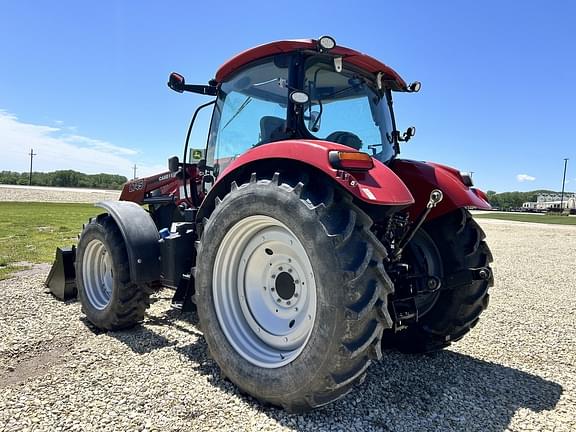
xmin=278 ymin=266 xmax=283 ymax=271
xmin=272 ymin=274 xmax=276 ymax=279
xmin=294 ymin=293 xmax=299 ymax=298
xmin=277 ymin=299 xmax=282 ymax=303
xmin=271 ymin=287 xmax=275 ymax=291
xmin=288 ymin=268 xmax=292 ymax=273
xmin=287 ymin=301 xmax=291 ymax=305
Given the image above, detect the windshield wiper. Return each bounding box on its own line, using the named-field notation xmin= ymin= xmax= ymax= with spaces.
xmin=221 ymin=96 xmax=253 ymax=131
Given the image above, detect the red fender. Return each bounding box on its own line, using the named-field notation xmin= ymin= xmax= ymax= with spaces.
xmin=390 ymin=159 xmax=491 ymax=221
xmin=202 ymin=140 xmax=414 ymax=215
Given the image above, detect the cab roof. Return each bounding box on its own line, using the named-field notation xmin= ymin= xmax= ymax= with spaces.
xmin=215 ymin=39 xmax=408 ymax=91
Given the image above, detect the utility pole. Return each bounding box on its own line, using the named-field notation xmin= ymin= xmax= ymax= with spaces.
xmin=132 ymin=164 xmax=137 ymax=180
xmin=28 ymin=148 xmax=37 ymax=185
xmin=560 ymin=158 xmax=569 ymax=210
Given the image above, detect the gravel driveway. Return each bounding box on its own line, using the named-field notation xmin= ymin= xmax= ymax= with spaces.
xmin=0 ymin=186 xmax=120 ymax=203
xmin=0 ymin=218 xmax=574 ymax=431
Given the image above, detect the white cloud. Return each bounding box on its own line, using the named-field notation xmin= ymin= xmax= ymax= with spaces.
xmin=516 ymin=174 xmax=536 ymax=182
xmin=0 ymin=110 xmax=164 ymax=179
xmin=64 ymin=134 xmax=138 ymax=156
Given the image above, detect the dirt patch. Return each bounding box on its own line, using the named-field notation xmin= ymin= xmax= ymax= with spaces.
xmin=0 ymin=343 xmax=72 ymax=388
xmin=5 ymin=262 xmax=51 ymax=278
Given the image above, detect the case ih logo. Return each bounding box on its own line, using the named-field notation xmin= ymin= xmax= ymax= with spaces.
xmin=158 ymin=173 xmax=176 ymax=182
xmin=128 ymin=179 xmax=144 ymax=192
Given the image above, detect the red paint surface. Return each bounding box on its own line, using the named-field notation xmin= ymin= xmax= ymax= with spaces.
xmin=391 ymin=159 xmax=491 ymax=220
xmin=215 ymin=140 xmax=414 ymax=206
xmin=215 ymin=39 xmax=407 ymax=89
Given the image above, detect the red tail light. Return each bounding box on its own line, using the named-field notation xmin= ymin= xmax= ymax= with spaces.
xmin=328 ymin=151 xmax=374 ymax=171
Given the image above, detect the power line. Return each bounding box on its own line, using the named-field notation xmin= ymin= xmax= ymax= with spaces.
xmin=28 ymin=148 xmax=37 ymax=186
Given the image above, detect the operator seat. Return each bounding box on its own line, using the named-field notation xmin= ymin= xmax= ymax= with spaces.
xmin=259 ymin=116 xmax=286 ymax=144
xmin=325 ymin=131 xmax=363 ymax=150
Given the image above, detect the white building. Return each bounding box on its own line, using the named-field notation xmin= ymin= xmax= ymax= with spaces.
xmin=522 ymin=193 xmax=576 ymax=210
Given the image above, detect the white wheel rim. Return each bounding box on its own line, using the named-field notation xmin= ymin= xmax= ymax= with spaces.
xmin=213 ymin=215 xmax=317 ymax=368
xmin=82 ymin=239 xmax=114 ymax=310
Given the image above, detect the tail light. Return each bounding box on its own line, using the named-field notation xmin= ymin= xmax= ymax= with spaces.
xmin=328 ymin=151 xmax=374 ymax=171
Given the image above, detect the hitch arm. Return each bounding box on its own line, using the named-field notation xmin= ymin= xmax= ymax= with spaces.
xmin=393 ymin=189 xmax=443 ymax=260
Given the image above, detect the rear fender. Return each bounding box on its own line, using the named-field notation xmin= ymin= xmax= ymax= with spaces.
xmin=391 ymin=159 xmax=491 ymax=221
xmin=95 ymin=201 xmax=161 ymax=283
xmin=197 ymin=140 xmax=414 ymax=220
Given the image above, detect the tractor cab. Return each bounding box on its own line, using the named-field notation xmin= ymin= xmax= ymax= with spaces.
xmin=172 ymin=37 xmax=420 ymax=177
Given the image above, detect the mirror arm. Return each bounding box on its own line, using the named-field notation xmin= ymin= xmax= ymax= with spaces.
xmin=182 ymin=84 xmax=218 ymax=96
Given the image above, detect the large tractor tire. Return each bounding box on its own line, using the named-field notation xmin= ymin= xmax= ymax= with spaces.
xmin=76 ymin=215 xmax=152 ymax=330
xmin=195 ymin=173 xmax=394 ymax=411
xmin=391 ymin=208 xmax=493 ymax=353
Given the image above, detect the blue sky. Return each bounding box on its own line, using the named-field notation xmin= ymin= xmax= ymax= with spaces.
xmin=1 ymin=0 xmax=574 ymax=192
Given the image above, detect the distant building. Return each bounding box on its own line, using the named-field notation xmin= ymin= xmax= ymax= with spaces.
xmin=522 ymin=193 xmax=576 ymax=210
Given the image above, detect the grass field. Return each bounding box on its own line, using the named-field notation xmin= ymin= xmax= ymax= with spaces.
xmin=474 ymin=212 xmax=576 ymax=225
xmin=0 ymin=202 xmax=99 ymax=280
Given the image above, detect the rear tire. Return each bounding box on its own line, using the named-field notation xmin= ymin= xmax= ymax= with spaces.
xmin=195 ymin=173 xmax=394 ymax=411
xmin=391 ymin=208 xmax=493 ymax=353
xmin=76 ymin=215 xmax=151 ymax=330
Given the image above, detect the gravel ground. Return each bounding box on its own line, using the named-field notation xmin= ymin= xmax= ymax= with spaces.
xmin=0 ymin=186 xmax=120 ymax=203
xmin=0 ymin=219 xmax=574 ymax=431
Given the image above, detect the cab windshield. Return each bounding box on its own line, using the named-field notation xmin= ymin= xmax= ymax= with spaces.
xmin=302 ymin=58 xmax=396 ymax=163
xmin=206 ymin=57 xmax=289 ymax=175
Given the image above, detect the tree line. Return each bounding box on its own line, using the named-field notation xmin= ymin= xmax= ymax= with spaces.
xmin=0 ymin=170 xmax=128 ymax=190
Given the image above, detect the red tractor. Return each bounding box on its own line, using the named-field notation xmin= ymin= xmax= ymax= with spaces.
xmin=65 ymin=37 xmax=494 ymax=411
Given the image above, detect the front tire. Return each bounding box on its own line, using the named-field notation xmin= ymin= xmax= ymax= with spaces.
xmin=195 ymin=173 xmax=393 ymax=411
xmin=391 ymin=208 xmax=493 ymax=353
xmin=76 ymin=215 xmax=151 ymax=330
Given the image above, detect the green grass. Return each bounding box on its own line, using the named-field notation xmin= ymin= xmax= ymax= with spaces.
xmin=474 ymin=212 xmax=576 ymax=225
xmin=0 ymin=202 xmax=99 ymax=280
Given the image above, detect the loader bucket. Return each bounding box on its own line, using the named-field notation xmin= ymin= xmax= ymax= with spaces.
xmin=45 ymin=246 xmax=77 ymax=301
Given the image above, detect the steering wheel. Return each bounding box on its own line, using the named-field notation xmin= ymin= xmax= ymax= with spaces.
xmin=325 ymin=131 xmax=363 ymax=150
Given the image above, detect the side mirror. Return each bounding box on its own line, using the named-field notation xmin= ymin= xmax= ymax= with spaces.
xmin=397 ymin=126 xmax=416 ymax=142
xmin=308 ymin=110 xmax=321 ymax=132
xmin=404 ymin=126 xmax=416 ymax=140
xmin=168 ymin=72 xmax=186 ymax=93
xmin=168 ymin=156 xmax=180 ymax=172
